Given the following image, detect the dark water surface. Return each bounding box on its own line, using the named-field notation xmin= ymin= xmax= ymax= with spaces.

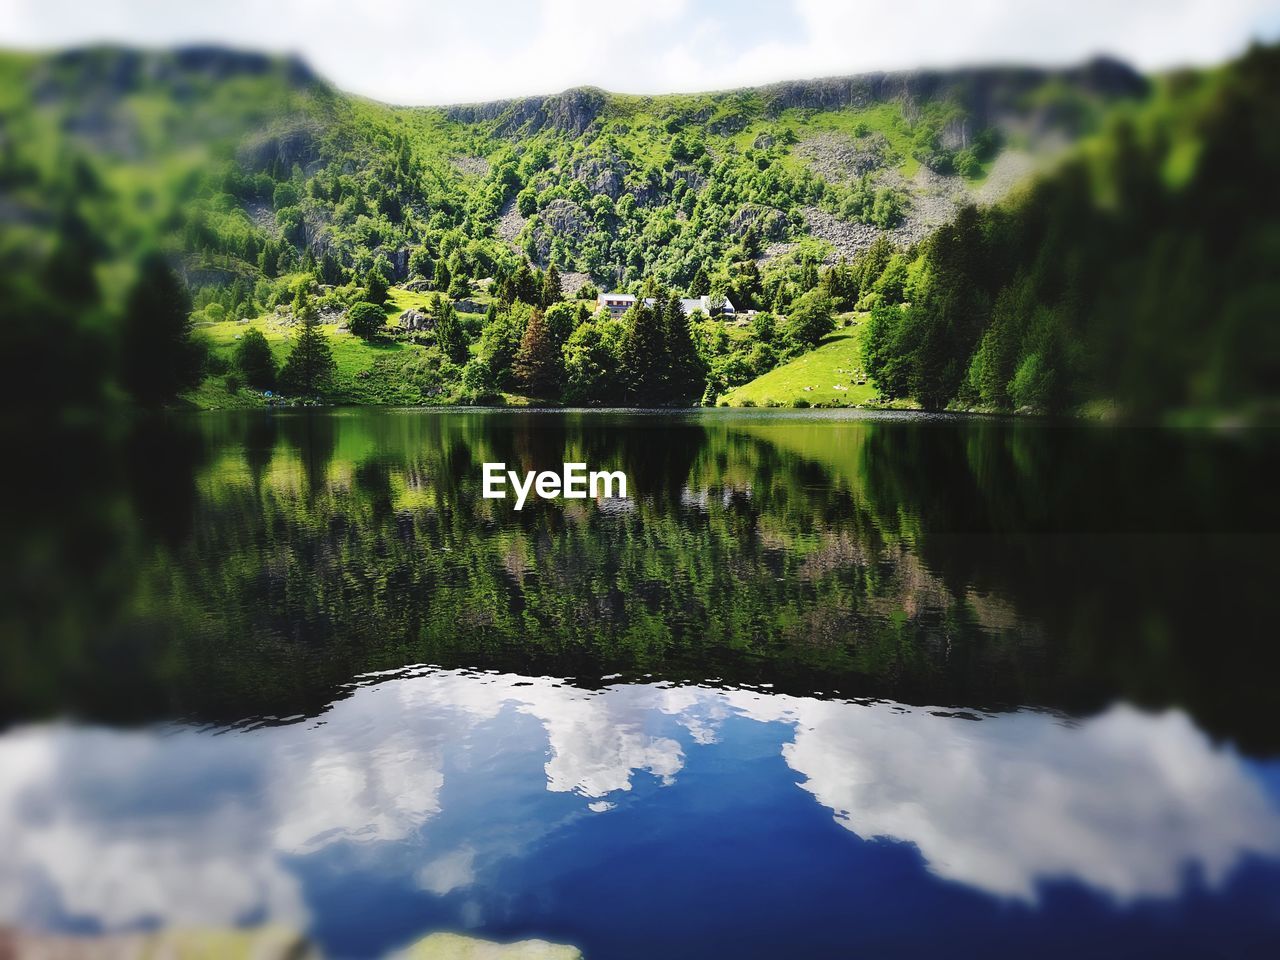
xmin=2 ymin=409 xmax=1279 ymax=957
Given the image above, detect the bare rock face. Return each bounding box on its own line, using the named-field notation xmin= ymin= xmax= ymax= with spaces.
xmin=445 ymin=87 xmax=606 ymax=138
xmin=730 ymin=203 xmax=790 ymax=240
xmin=528 ymin=199 xmax=590 ymax=261
xmin=376 ymin=246 xmax=411 ymax=282
xmin=796 ymin=132 xmax=891 ymax=182
xmin=571 ymin=154 xmax=627 ymax=200
xmin=237 ymin=121 xmax=321 ymax=173
xmin=399 ymin=308 xmax=435 ymax=332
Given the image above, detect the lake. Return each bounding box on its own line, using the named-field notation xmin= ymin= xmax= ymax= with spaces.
xmin=2 ymin=408 xmax=1279 ymax=958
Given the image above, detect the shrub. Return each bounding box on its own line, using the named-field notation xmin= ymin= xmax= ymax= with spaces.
xmin=233 ymin=327 xmax=276 ymax=389
xmin=347 ymin=301 xmax=386 ymax=340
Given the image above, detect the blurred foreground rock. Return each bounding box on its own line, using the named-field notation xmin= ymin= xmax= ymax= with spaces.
xmin=0 ymin=926 xmax=316 ymax=959
xmin=0 ymin=929 xmax=582 ymax=960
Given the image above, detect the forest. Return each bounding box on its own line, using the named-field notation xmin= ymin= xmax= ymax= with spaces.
xmin=0 ymin=42 xmax=1274 ymax=418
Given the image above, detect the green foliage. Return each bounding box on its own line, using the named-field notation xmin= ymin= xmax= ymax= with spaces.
xmin=365 ymin=268 xmax=389 ymax=306
xmin=478 ymin=302 xmax=530 ymax=387
xmin=119 ymin=252 xmax=202 ymax=405
xmin=347 ymin=301 xmax=386 ymax=340
xmin=279 ymin=289 xmax=336 ymax=395
xmin=432 ymin=296 xmax=469 ymax=364
xmin=563 ymin=318 xmax=627 ymax=405
xmin=785 ymin=289 xmax=835 ymax=349
xmin=232 ymin=327 xmax=276 ymax=389
xmin=3 ymin=42 xmax=1272 ymax=416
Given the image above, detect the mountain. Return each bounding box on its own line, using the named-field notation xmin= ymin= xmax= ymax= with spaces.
xmin=0 ymin=45 xmax=1145 ymax=296
xmin=0 ymin=43 xmax=1272 ymax=418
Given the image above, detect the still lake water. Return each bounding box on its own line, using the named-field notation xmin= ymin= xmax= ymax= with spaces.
xmin=2 ymin=408 xmax=1280 ymax=957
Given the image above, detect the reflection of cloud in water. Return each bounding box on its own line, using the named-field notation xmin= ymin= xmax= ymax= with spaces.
xmin=758 ymin=697 xmax=1280 ymax=900
xmin=1 ymin=670 xmax=1278 ymax=932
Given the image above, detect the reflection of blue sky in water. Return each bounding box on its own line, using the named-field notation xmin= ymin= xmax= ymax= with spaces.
xmin=2 ymin=670 xmax=1279 ymax=953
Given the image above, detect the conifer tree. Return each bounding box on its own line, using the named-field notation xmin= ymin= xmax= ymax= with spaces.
xmin=365 ymin=267 xmax=389 ymax=306
xmin=513 ymin=308 xmax=561 ymax=397
xmin=280 ymin=288 xmax=336 ymax=396
xmin=541 ymin=263 xmax=563 ymax=307
xmin=433 ymin=295 xmax=469 ymax=364
xmin=663 ymin=295 xmax=705 ymax=403
xmin=621 ymin=301 xmax=669 ymax=405
xmin=119 ymin=251 xmax=202 ymax=405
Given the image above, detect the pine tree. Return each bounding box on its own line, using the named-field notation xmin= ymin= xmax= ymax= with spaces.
xmin=513 ymin=308 xmax=561 ymax=397
xmin=365 ymin=268 xmax=389 ymax=306
xmin=541 ymin=263 xmax=563 ymax=307
xmin=621 ymin=301 xmax=669 ymax=405
xmin=433 ymin=295 xmax=469 ymax=363
xmin=511 ymin=260 xmax=538 ymax=305
xmin=663 ymin=295 xmax=705 ymax=403
xmin=690 ymin=265 xmax=710 ymax=297
xmin=280 ymin=288 xmax=336 ymax=396
xmin=119 ymin=251 xmax=202 ymax=405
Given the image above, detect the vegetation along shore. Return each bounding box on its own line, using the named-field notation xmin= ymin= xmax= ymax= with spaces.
xmin=2 ymin=42 xmax=1276 ymax=420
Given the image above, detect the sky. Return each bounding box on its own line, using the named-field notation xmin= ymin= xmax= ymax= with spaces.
xmin=2 ymin=0 xmax=1279 ymax=105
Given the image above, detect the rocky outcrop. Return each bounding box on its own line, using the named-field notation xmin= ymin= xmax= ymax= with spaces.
xmin=730 ymin=203 xmax=790 ymax=240
xmin=377 ymin=246 xmax=412 ymax=282
xmin=571 ymin=154 xmax=627 ymax=199
xmin=528 ymin=198 xmax=591 ymax=261
xmin=237 ymin=121 xmax=322 ymax=173
xmin=446 ymin=87 xmax=606 ymax=138
xmin=756 ymin=58 xmax=1147 ymax=130
xmin=400 ymin=308 xmax=435 ymax=332
xmin=796 ymin=132 xmax=891 ymax=182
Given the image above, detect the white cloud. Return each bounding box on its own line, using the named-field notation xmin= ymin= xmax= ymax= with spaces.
xmin=0 ymin=1 xmax=1276 ymax=104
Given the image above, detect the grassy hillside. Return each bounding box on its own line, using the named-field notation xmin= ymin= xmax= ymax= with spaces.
xmin=722 ymin=322 xmax=879 ymax=408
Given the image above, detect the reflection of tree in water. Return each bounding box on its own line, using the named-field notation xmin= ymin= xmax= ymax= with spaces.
xmin=4 ymin=411 xmax=1277 ymax=754
xmin=857 ymin=419 xmax=1280 ymax=753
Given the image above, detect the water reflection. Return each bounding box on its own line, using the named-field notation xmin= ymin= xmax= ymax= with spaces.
xmin=3 ymin=669 xmax=1278 ymax=946
xmin=4 ymin=410 xmax=1278 ymax=754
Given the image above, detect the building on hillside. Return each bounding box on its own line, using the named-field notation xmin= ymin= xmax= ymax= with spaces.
xmin=598 ymin=292 xmax=737 ymax=319
xmin=598 ymin=293 xmax=639 ymax=318
xmin=679 ymin=295 xmax=736 ymax=318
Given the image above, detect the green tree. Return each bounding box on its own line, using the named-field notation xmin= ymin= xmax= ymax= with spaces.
xmin=119 ymin=252 xmax=202 ymax=405
xmin=279 ymin=289 xmax=336 ymax=396
xmin=663 ymin=295 xmax=706 ymax=403
xmin=347 ymin=301 xmax=386 ymax=341
xmin=620 ymin=301 xmax=669 ymax=404
xmin=563 ymin=318 xmax=627 ymax=405
xmin=543 ymin=302 xmax=583 ymax=347
xmin=365 ymin=268 xmax=389 ymax=306
xmin=433 ymin=296 xmax=469 ymax=363
xmin=785 ymin=289 xmax=835 ymax=349
xmin=541 ymin=263 xmax=563 ymax=306
xmin=232 ymin=327 xmax=276 ymax=389
xmin=478 ymin=302 xmax=530 ymax=388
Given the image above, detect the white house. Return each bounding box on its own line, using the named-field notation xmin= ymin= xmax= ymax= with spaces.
xmin=598 ymin=292 xmax=736 ymax=319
